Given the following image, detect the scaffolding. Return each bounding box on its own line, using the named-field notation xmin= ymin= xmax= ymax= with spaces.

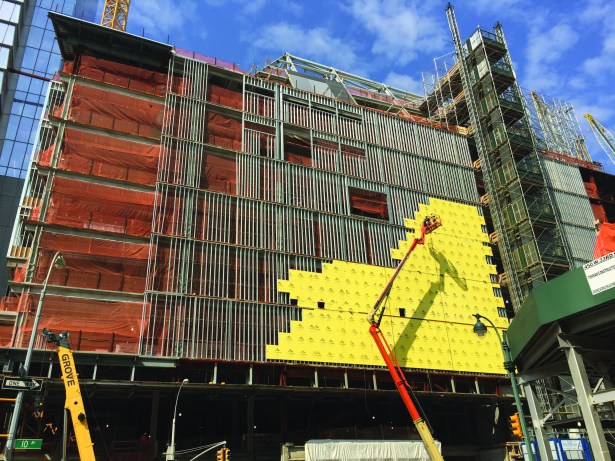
xmin=526 ymin=90 xmax=592 ymax=162
xmin=445 ymin=5 xmax=578 ymax=310
xmin=421 ymin=52 xmax=464 ymax=130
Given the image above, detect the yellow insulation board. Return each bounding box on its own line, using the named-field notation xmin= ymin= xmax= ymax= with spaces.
xmin=267 ymin=198 xmax=508 ymax=374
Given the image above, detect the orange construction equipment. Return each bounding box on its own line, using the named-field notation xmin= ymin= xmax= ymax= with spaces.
xmin=366 ymin=214 xmax=443 ymax=460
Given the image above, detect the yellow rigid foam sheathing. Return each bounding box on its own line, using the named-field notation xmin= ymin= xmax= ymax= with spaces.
xmin=267 ymin=197 xmax=507 ymax=374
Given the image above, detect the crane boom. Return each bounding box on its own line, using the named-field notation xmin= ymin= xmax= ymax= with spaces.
xmin=42 ymin=329 xmax=96 ymax=461
xmin=584 ymin=113 xmax=615 ymax=167
xmin=367 ymin=214 xmax=443 ymax=461
xmin=100 ymin=0 xmax=130 ymax=31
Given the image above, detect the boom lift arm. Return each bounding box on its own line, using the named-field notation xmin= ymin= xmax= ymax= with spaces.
xmin=42 ymin=329 xmax=96 ymax=461
xmin=366 ymin=214 xmax=444 ymax=461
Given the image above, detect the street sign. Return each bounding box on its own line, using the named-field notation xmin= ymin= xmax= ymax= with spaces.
xmin=14 ymin=439 xmax=42 ymax=450
xmin=1 ymin=376 xmax=42 ymax=391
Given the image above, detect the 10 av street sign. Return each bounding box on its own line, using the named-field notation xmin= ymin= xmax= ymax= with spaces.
xmin=2 ymin=376 xmax=42 ymax=391
xmin=14 ymin=439 xmax=42 ymax=450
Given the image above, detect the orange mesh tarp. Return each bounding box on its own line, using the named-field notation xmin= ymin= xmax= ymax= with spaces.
xmin=348 ymin=187 xmax=389 ymax=219
xmin=286 ymin=136 xmax=312 ymax=166
xmin=204 ymin=153 xmax=236 ymax=193
xmin=591 ymin=202 xmax=608 ymax=224
xmin=207 ymin=84 xmax=242 ymax=110
xmin=39 ymin=177 xmax=154 ymax=237
xmin=205 ymin=113 xmax=242 ymax=151
xmin=64 ymin=84 xmax=163 ymax=139
xmin=38 ymin=128 xmax=159 ymax=185
xmin=6 ymin=294 xmax=144 ymax=353
xmin=65 ymin=55 xmax=188 ymax=96
xmin=594 ymin=222 xmax=615 ymax=258
xmin=76 ymin=55 xmax=168 ymax=97
xmin=34 ymin=233 xmax=150 ymax=293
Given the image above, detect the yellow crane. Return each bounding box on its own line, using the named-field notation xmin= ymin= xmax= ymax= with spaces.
xmin=584 ymin=113 xmax=615 ymax=167
xmin=100 ymin=0 xmax=130 ymax=31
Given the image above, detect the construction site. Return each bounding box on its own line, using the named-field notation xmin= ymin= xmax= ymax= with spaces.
xmin=0 ymin=2 xmax=614 ymax=461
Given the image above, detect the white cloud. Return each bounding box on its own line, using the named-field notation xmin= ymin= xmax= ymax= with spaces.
xmin=127 ymin=0 xmax=200 ymax=42
xmin=383 ymin=71 xmax=423 ymax=95
xmin=524 ymin=22 xmax=579 ymax=91
xmin=470 ymin=0 xmax=519 ymax=8
xmin=344 ymin=0 xmax=446 ymax=65
xmin=579 ymin=0 xmax=614 ymax=24
xmin=582 ymin=28 xmax=615 ymax=77
xmin=204 ymin=0 xmax=303 ymax=17
xmin=251 ymin=23 xmax=361 ymax=72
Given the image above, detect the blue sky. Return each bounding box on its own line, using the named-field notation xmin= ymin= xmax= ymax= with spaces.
xmin=118 ymin=0 xmax=615 ymax=174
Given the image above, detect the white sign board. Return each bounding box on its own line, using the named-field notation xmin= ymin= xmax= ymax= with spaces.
xmin=583 ymin=251 xmax=615 ymax=295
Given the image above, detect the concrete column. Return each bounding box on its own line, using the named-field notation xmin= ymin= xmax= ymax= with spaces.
xmin=523 ymin=382 xmax=553 ymax=461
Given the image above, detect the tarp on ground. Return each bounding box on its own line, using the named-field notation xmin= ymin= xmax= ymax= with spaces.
xmin=304 ymin=439 xmax=439 ymax=461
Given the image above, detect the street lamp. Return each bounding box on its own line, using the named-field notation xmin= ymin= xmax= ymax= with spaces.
xmin=5 ymin=251 xmax=65 ymax=461
xmin=472 ymin=313 xmax=535 ymax=461
xmin=166 ymin=378 xmax=189 ymax=461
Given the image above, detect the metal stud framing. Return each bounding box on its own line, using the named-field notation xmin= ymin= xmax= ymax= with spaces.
xmin=141 ymin=52 xmax=483 ymax=361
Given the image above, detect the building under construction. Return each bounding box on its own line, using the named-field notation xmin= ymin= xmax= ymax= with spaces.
xmin=0 ymin=7 xmax=613 ymax=461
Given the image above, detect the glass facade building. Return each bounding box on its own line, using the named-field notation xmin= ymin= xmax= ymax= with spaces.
xmin=0 ymin=0 xmax=99 ymax=294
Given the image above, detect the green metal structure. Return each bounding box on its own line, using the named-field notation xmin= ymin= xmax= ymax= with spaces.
xmin=445 ymin=4 xmax=573 ymax=311
xmin=506 ymin=266 xmax=615 ymax=461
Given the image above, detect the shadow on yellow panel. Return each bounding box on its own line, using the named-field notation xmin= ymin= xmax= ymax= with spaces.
xmin=266 ymin=197 xmax=508 ymax=374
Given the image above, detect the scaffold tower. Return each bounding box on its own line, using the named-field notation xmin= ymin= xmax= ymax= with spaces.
xmin=446 ymin=4 xmax=573 ymax=310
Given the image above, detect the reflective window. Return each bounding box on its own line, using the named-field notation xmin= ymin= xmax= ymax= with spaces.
xmin=0 ymin=0 xmax=93 ymax=178
xmin=0 ymin=22 xmax=16 ymax=45
xmin=0 ymin=2 xmax=21 ymax=23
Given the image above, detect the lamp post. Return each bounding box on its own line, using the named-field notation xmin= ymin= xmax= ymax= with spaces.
xmin=473 ymin=313 xmax=535 ymax=461
xmin=5 ymin=251 xmax=65 ymax=461
xmin=166 ymin=378 xmax=189 ymax=461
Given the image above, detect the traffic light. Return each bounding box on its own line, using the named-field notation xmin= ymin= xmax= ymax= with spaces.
xmin=216 ymin=448 xmax=230 ymax=461
xmin=33 ymin=394 xmax=45 ymax=419
xmin=509 ymin=412 xmax=523 ymax=439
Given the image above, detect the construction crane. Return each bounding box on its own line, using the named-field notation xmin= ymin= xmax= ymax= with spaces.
xmin=42 ymin=329 xmax=96 ymax=461
xmin=366 ymin=214 xmax=443 ymax=461
xmin=100 ymin=0 xmax=130 ymax=31
xmin=585 ymin=113 xmax=615 ymax=167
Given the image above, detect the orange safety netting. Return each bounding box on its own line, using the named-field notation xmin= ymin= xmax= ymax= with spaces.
xmin=74 ymin=55 xmax=167 ymax=96
xmin=342 ymin=143 xmax=365 ymax=157
xmin=32 ymin=233 xmax=149 ymax=293
xmin=56 ymin=83 xmax=164 ymax=139
xmin=203 ymin=153 xmax=236 ymax=193
xmin=348 ymin=187 xmax=389 ymax=219
xmin=1 ymin=294 xmax=144 ymax=354
xmin=594 ymin=222 xmax=615 ymax=258
xmin=30 ymin=177 xmax=154 ymax=237
xmin=38 ymin=128 xmax=160 ymax=186
xmin=161 ymin=149 xmax=236 ymax=194
xmin=591 ymin=202 xmax=608 ymax=224
xmin=205 ymin=113 xmax=242 ymax=151
xmin=285 ymin=135 xmax=312 ymax=166
xmin=207 ymin=83 xmax=242 ymax=110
